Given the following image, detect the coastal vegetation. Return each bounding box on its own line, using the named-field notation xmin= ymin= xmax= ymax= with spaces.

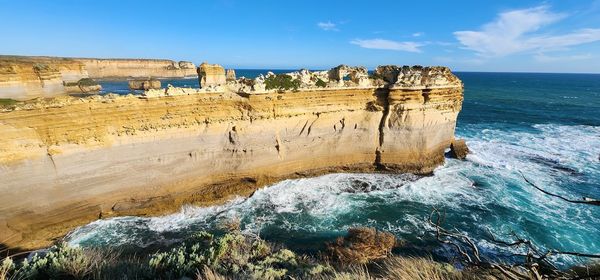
xmin=264 ymin=74 xmax=301 ymax=91
xmin=0 ymin=98 xmax=17 ymax=106
xmin=0 ymin=227 xmax=485 ymax=280
xmin=2 ymin=224 xmax=599 ymax=279
xmin=315 ymin=78 xmax=327 ymax=88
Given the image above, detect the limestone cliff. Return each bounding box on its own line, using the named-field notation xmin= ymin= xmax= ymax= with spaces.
xmin=0 ymin=65 xmax=463 ymax=250
xmin=0 ymin=56 xmax=89 ymax=100
xmin=76 ymin=58 xmax=196 ymax=79
xmin=0 ymin=56 xmax=196 ymax=100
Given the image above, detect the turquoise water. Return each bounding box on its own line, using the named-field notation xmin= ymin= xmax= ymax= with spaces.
xmin=73 ymin=72 xmax=600 ymax=267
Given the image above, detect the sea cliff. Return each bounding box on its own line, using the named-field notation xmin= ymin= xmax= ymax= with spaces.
xmin=0 ymin=65 xmax=463 ymax=250
xmin=76 ymin=58 xmax=196 ymax=79
xmin=0 ymin=56 xmax=196 ymax=100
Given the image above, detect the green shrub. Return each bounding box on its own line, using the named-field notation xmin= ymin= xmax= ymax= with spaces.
xmin=315 ymin=78 xmax=327 ymax=88
xmin=16 ymin=243 xmax=93 ymax=279
xmin=0 ymin=243 xmax=121 ymax=280
xmin=264 ymin=74 xmax=301 ymax=91
xmin=148 ymin=231 xmax=329 ymax=279
xmin=0 ymin=99 xmax=18 ymax=106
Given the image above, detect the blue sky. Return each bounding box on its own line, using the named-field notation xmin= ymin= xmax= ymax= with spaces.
xmin=1 ymin=0 xmax=600 ymax=72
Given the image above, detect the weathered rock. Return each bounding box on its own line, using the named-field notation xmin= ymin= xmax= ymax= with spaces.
xmin=375 ymin=65 xmax=400 ymax=83
xmin=198 ymin=62 xmax=226 ymax=88
xmin=143 ymin=84 xmax=206 ymax=97
xmin=79 ymin=84 xmax=102 ymax=93
xmin=178 ymin=61 xmax=195 ymax=69
xmin=128 ymin=79 xmax=161 ymax=90
xmin=65 ymin=78 xmax=102 ymax=93
xmin=328 ymin=65 xmax=371 ymax=87
xmin=226 ymin=69 xmax=236 ymax=81
xmin=449 ymin=139 xmax=469 ymax=160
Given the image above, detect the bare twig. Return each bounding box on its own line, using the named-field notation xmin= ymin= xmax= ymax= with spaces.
xmin=520 ymin=171 xmax=600 ymax=206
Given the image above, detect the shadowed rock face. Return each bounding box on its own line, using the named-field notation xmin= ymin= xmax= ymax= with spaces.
xmin=449 ymin=139 xmax=469 ymax=160
xmin=0 ymin=64 xmax=463 ymax=250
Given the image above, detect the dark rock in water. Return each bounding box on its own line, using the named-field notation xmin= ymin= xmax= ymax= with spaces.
xmin=345 ymin=179 xmax=377 ymax=193
xmin=449 ymin=139 xmax=469 ymax=160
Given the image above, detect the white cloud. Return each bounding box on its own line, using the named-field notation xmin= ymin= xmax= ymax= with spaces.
xmin=412 ymin=32 xmax=424 ymax=37
xmin=534 ymin=53 xmax=593 ymax=62
xmin=350 ymin=39 xmax=424 ymax=52
xmin=317 ymin=21 xmax=339 ymax=31
xmin=454 ymin=6 xmax=600 ymax=57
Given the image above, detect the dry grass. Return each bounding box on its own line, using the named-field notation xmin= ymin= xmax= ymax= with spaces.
xmin=380 ymin=257 xmax=470 ymax=280
xmin=196 ymin=266 xmax=228 ymax=280
xmin=319 ymin=257 xmax=496 ymax=280
xmin=327 ymin=227 xmax=398 ymax=264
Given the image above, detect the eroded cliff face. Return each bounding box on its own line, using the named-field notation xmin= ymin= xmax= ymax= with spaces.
xmin=0 ymin=56 xmax=196 ymax=100
xmin=77 ymin=58 xmax=196 ymax=79
xmin=0 ymin=65 xmax=463 ymax=250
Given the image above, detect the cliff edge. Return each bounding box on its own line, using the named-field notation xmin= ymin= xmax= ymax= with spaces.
xmin=0 ymin=64 xmax=463 ymax=250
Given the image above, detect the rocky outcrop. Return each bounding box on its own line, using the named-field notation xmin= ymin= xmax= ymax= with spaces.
xmin=328 ymin=65 xmax=370 ymax=87
xmin=198 ymin=62 xmax=226 ymax=88
xmin=64 ymin=78 xmax=102 ymax=94
xmin=0 ymin=64 xmax=463 ymax=250
xmin=226 ymin=69 xmax=236 ymax=81
xmin=128 ymin=79 xmax=161 ymax=90
xmin=449 ymin=139 xmax=469 ymax=160
xmin=0 ymin=56 xmax=196 ymax=100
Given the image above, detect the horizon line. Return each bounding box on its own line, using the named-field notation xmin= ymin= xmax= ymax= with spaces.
xmin=2 ymin=54 xmax=599 ymax=75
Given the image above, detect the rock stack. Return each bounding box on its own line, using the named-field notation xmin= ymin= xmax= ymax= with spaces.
xmin=198 ymin=62 xmax=226 ymax=88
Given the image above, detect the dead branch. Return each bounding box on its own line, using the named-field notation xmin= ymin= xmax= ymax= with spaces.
xmin=520 ymin=171 xmax=600 ymax=206
xmin=426 ymin=208 xmax=600 ymax=279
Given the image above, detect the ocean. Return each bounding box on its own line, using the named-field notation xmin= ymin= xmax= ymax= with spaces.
xmin=68 ymin=71 xmax=600 ymax=268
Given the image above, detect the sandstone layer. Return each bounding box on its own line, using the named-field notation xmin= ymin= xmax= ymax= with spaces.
xmin=0 ymin=65 xmax=463 ymax=251
xmin=0 ymin=56 xmax=196 ymax=100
